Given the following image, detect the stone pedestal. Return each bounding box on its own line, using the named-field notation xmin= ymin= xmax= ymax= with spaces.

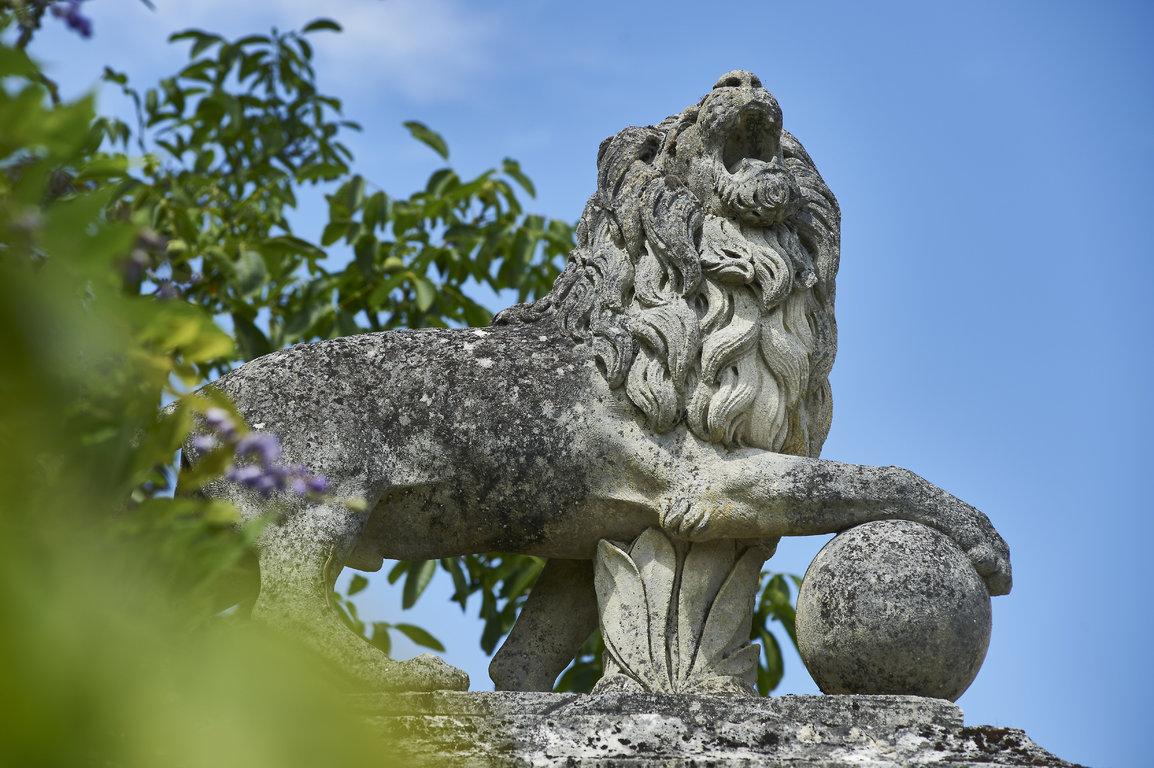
xmin=352 ymin=691 xmax=1082 ymax=767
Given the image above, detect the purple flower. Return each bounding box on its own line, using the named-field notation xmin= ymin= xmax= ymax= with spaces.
xmin=236 ymin=433 xmax=282 ymax=466
xmin=202 ymin=407 xmax=237 ymax=440
xmin=191 ymin=434 xmax=217 ymax=452
xmin=51 ymin=2 xmax=93 ymax=39
xmin=191 ymin=410 xmax=330 ymax=502
xmin=251 ymin=474 xmax=280 ymax=497
xmin=226 ymin=464 xmax=262 ymax=484
xmin=155 ymin=280 xmax=179 ymax=300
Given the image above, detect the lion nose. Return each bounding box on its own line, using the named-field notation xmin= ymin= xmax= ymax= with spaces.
xmin=713 ymin=70 xmax=762 ymax=90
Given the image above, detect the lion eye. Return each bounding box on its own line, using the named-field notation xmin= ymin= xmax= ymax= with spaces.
xmin=718 ymin=76 xmax=742 ymax=89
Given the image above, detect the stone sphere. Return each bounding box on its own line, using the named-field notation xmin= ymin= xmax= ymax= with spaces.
xmin=795 ymin=520 xmax=991 ymax=702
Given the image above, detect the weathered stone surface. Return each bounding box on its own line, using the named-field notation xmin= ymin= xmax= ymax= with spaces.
xmin=796 ymin=520 xmax=992 ymax=701
xmin=181 ymin=70 xmax=1011 ymax=692
xmin=352 ymin=692 xmax=1084 ymax=767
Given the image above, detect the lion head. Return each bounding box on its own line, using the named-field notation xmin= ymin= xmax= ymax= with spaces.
xmin=496 ymin=71 xmax=840 ymax=458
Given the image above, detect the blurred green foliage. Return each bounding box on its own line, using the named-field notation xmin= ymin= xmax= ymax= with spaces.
xmin=0 ymin=36 xmax=397 ymax=767
xmin=0 ymin=12 xmax=800 ymax=743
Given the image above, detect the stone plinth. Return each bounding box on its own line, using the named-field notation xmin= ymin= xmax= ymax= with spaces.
xmin=351 ymin=691 xmax=1082 ymax=767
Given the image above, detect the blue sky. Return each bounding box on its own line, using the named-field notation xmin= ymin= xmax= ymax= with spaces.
xmin=28 ymin=2 xmax=1153 ymax=766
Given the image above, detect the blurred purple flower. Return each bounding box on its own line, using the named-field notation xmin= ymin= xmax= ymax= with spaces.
xmin=191 ymin=434 xmax=217 ymax=452
xmin=236 ymin=433 xmax=282 ymax=466
xmin=51 ymin=1 xmax=93 ymax=39
xmin=193 ymin=411 xmax=329 ymax=501
xmin=203 ymin=408 xmax=237 ymax=440
xmin=226 ymin=464 xmax=263 ymax=485
xmin=252 ymin=474 xmax=279 ymax=495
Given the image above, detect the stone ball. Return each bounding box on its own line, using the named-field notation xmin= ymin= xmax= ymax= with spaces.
xmin=795 ymin=520 xmax=991 ymax=702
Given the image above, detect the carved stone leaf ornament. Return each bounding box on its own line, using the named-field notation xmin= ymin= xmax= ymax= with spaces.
xmin=593 ymin=527 xmax=770 ymax=695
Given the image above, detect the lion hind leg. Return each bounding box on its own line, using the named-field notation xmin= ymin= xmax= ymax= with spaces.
xmin=489 ymin=558 xmax=598 ymax=691
xmin=252 ymin=502 xmax=469 ymax=692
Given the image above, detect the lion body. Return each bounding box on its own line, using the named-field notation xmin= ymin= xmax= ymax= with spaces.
xmin=202 ymin=322 xmax=676 ymax=565
xmin=184 ymin=71 xmax=1009 ymax=692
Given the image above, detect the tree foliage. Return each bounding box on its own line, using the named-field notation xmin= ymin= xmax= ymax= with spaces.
xmin=0 ymin=36 xmax=388 ymax=767
xmin=99 ymin=21 xmax=571 ymax=379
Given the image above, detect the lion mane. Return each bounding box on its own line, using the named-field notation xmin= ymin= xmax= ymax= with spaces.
xmin=497 ymin=71 xmax=840 ymax=458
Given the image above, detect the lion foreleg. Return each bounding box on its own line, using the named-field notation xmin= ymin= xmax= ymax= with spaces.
xmin=660 ymin=455 xmax=1012 ymax=596
xmin=489 ymin=558 xmax=598 ymax=691
xmin=252 ymin=502 xmax=469 ymax=691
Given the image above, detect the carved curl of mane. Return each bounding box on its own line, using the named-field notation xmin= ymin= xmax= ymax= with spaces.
xmin=496 ymin=88 xmax=840 ymax=458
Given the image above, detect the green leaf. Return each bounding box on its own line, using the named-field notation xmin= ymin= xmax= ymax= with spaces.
xmin=441 ymin=558 xmax=471 ymax=610
xmin=403 ymin=121 xmax=449 ymax=160
xmin=342 ymin=176 xmax=366 ymax=212
xmin=231 ymin=314 xmax=271 ymax=361
xmin=179 ymin=322 xmax=234 ymax=364
xmin=757 ymin=629 xmax=785 ymax=694
xmin=393 ymin=623 xmax=446 ymax=652
xmin=413 ymin=276 xmax=435 ymax=312
xmin=168 ymin=29 xmax=216 ymax=44
xmin=233 ymin=35 xmax=272 ymax=49
xmin=501 ymin=557 xmax=544 ymax=601
xmin=0 ymin=45 xmax=36 ymax=79
xmin=501 ymin=158 xmax=536 ymax=198
xmin=296 ymin=162 xmax=346 ymax=184
xmin=101 ymin=66 xmax=128 ymax=86
xmin=353 ymin=235 xmax=377 ymax=277
xmin=556 ymin=662 xmax=602 ymax=694
xmin=191 ymin=35 xmax=222 ymax=60
xmin=387 ymin=561 xmax=407 ymax=585
xmin=303 ymin=18 xmax=343 ymax=33
xmin=402 ymin=560 xmax=436 ymax=609
xmin=283 ymin=302 xmax=330 ymax=342
xmin=233 ymin=247 xmax=268 ymax=297
xmin=335 ymin=309 xmax=360 ymax=337
xmin=362 ymin=191 xmax=389 ymax=233
xmin=367 ymin=272 xmax=408 ymax=309
xmin=369 ymin=623 xmax=393 ymax=655
xmin=347 ymin=574 xmax=369 ymax=596
xmin=257 ymin=236 xmax=326 ymax=259
xmin=425 ymin=168 xmax=459 ymax=197
xmin=75 ymin=154 xmax=129 ymax=182
xmin=460 ymin=297 xmax=492 ymax=328
xmin=480 ymin=613 xmax=506 ymax=654
xmin=321 ymin=220 xmax=349 ymax=247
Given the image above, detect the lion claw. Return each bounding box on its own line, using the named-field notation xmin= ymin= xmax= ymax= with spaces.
xmin=966 ymin=544 xmax=1012 ymax=596
xmin=661 ymin=498 xmax=712 ymax=540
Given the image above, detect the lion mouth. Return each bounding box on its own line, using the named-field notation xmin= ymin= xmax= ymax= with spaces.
xmin=721 ymin=104 xmax=780 ymax=173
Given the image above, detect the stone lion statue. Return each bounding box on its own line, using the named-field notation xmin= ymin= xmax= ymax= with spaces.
xmin=184 ymin=71 xmax=1010 ymax=692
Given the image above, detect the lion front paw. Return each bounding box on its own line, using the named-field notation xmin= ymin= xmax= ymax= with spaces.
xmin=660 ymin=497 xmax=713 ymax=540
xmin=965 ymin=539 xmax=1012 ymax=596
xmin=390 ymin=653 xmax=470 ymax=692
xmin=366 ymin=653 xmax=469 ymax=692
